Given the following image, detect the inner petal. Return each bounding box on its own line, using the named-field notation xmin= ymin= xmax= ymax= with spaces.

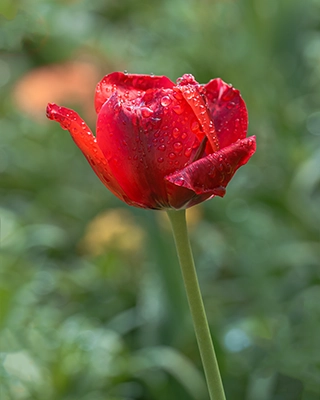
xmin=95 ymin=72 xmax=175 ymax=113
xmin=177 ymin=82 xmax=220 ymax=153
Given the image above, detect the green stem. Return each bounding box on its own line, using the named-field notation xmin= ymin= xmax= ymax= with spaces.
xmin=167 ymin=209 xmax=226 ymax=400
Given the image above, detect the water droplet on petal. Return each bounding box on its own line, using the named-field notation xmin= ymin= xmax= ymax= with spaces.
xmin=141 ymin=107 xmax=153 ymax=118
xmin=173 ymin=89 xmax=183 ymax=100
xmin=169 ymin=152 xmax=176 ymax=159
xmin=193 ymin=97 xmax=200 ymax=107
xmin=181 ymin=132 xmax=187 ymax=140
xmin=158 ymin=157 xmax=164 ymax=163
xmin=158 ymin=144 xmax=166 ymax=151
xmin=173 ymin=142 xmax=183 ymax=152
xmin=184 ymin=147 xmax=192 ymax=157
xmin=161 ymin=95 xmax=171 ymax=107
xmin=191 ymin=120 xmax=199 ymax=132
xmin=173 ymin=127 xmax=180 ymax=138
xmin=227 ymin=101 xmax=236 ymax=109
xmin=199 ymin=104 xmax=206 ymax=115
xmin=175 ymin=176 xmax=185 ymax=184
xmin=173 ymin=104 xmax=184 ymax=114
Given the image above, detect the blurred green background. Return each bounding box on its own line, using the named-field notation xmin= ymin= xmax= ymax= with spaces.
xmin=1 ymin=0 xmax=320 ymax=399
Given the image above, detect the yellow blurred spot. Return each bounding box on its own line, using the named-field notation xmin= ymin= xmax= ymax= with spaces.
xmin=79 ymin=208 xmax=145 ymax=257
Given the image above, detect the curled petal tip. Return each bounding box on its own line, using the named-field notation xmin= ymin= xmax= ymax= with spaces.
xmin=46 ymin=103 xmax=56 ymax=119
xmin=166 ymin=136 xmax=256 ymax=197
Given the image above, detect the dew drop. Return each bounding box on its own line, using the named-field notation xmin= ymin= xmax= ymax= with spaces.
xmin=141 ymin=107 xmax=153 ymax=118
xmin=193 ymin=97 xmax=200 ymax=106
xmin=173 ymin=104 xmax=184 ymax=114
xmin=158 ymin=157 xmax=164 ymax=163
xmin=199 ymin=104 xmax=206 ymax=115
xmin=161 ymin=95 xmax=171 ymax=107
xmin=173 ymin=127 xmax=180 ymax=138
xmin=174 ymin=176 xmax=185 ymax=184
xmin=158 ymin=144 xmax=166 ymax=151
xmin=181 ymin=132 xmax=187 ymax=140
xmin=184 ymin=147 xmax=192 ymax=157
xmin=184 ymin=90 xmax=193 ymax=100
xmin=173 ymin=142 xmax=183 ymax=152
xmin=191 ymin=120 xmax=199 ymax=132
xmin=227 ymin=101 xmax=236 ymax=109
xmin=169 ymin=152 xmax=176 ymax=160
xmin=173 ymin=89 xmax=183 ymax=100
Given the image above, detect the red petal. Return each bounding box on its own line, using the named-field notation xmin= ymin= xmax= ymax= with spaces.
xmin=204 ymin=78 xmax=248 ymax=148
xmin=96 ymin=88 xmax=201 ymax=209
xmin=177 ymin=81 xmax=220 ymax=152
xmin=95 ymin=72 xmax=175 ymax=113
xmin=46 ymin=103 xmax=128 ymax=203
xmin=166 ymin=136 xmax=256 ymax=196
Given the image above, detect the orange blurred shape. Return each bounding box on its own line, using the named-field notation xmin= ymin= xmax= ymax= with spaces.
xmin=13 ymin=60 xmax=102 ymax=122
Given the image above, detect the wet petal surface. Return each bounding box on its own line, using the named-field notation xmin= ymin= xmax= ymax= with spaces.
xmin=96 ymin=88 xmax=201 ymax=208
xmin=166 ymin=136 xmax=256 ymax=196
xmin=95 ymin=72 xmax=175 ymax=113
xmin=204 ymin=78 xmax=248 ymax=148
xmin=177 ymin=76 xmax=219 ymax=153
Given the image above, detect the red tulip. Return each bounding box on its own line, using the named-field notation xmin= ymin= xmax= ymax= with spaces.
xmin=46 ymin=72 xmax=256 ymax=209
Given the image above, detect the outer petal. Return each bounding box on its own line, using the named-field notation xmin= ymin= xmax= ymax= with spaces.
xmin=95 ymin=72 xmax=175 ymax=113
xmin=204 ymin=78 xmax=248 ymax=148
xmin=166 ymin=136 xmax=256 ymax=196
xmin=96 ymin=89 xmax=200 ymax=209
xmin=46 ymin=103 xmax=130 ymax=204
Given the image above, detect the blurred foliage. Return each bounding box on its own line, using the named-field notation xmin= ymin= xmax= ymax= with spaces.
xmin=1 ymin=0 xmax=320 ymax=399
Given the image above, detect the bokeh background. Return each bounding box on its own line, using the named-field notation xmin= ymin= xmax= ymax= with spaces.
xmin=1 ymin=0 xmax=320 ymax=399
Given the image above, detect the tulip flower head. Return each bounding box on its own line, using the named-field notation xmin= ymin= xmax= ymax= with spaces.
xmin=47 ymin=72 xmax=256 ymax=209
